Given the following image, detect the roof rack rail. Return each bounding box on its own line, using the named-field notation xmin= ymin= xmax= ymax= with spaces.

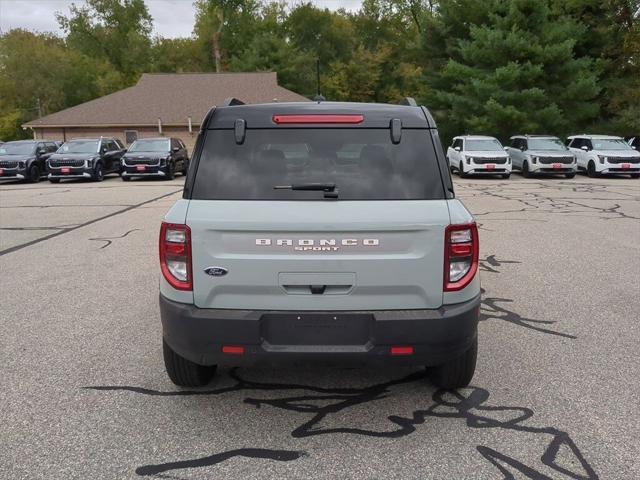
xmin=399 ymin=97 xmax=418 ymax=107
xmin=223 ymin=97 xmax=245 ymax=106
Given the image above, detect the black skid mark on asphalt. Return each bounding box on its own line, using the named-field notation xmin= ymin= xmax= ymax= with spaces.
xmin=480 ymin=288 xmax=576 ymax=339
xmin=135 ymin=448 xmax=306 ymax=477
xmin=479 ymin=255 xmax=521 ymax=273
xmin=0 ymin=224 xmax=79 ymax=231
xmin=87 ymin=373 xmax=598 ymax=479
xmin=89 ymin=228 xmax=140 ymax=249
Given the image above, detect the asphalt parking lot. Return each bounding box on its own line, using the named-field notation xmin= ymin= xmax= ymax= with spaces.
xmin=1 ymin=175 xmax=639 ymax=479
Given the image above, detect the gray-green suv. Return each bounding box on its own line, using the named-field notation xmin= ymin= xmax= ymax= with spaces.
xmin=158 ymin=99 xmax=481 ymax=389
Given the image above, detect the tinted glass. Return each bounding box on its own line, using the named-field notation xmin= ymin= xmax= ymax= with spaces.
xmin=0 ymin=142 xmax=36 ymax=155
xmin=129 ymin=139 xmax=170 ymax=152
xmin=465 ymin=139 xmax=503 ymax=151
xmin=58 ymin=141 xmax=99 ymax=154
xmin=192 ymin=129 xmax=445 ymax=200
xmin=592 ymin=138 xmax=632 ymax=151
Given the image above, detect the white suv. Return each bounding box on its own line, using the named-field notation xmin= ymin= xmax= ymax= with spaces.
xmin=567 ymin=135 xmax=640 ymax=178
xmin=446 ymin=135 xmax=511 ymax=178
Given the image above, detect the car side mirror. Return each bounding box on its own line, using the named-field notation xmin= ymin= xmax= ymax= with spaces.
xmin=454 ymin=146 xmax=461 ymax=152
xmin=520 ymin=146 xmax=526 ymax=151
xmin=581 ymin=146 xmax=589 ymax=151
xmin=37 ymin=148 xmax=46 ymax=155
xmin=172 ymin=146 xmax=180 ymax=152
xmin=503 ymin=146 xmax=509 ymax=151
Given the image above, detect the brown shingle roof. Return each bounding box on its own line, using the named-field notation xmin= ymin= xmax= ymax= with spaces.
xmin=24 ymin=72 xmax=309 ymax=127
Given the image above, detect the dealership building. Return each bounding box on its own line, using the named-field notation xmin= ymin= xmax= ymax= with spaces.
xmin=23 ymin=72 xmax=308 ymax=152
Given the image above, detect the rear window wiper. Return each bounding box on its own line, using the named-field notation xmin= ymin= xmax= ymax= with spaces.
xmin=273 ymin=182 xmax=338 ymax=199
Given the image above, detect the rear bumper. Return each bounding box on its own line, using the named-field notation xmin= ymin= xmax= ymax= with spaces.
xmin=160 ymin=293 xmax=481 ymax=367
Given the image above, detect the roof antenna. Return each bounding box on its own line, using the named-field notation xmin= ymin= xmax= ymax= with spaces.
xmin=313 ymin=58 xmax=325 ymax=102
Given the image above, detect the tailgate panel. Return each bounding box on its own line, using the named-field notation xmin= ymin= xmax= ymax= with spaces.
xmin=188 ymin=200 xmax=449 ymax=310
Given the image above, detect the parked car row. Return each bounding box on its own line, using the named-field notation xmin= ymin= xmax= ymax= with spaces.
xmin=447 ymin=134 xmax=640 ymax=179
xmin=0 ymin=137 xmax=189 ymax=183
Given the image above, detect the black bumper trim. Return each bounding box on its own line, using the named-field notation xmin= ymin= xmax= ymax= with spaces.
xmin=160 ymin=294 xmax=481 ymax=367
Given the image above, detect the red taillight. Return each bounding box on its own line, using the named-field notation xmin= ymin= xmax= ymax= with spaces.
xmin=444 ymin=223 xmax=479 ymax=292
xmin=272 ymin=114 xmax=364 ymax=125
xmin=159 ymin=222 xmax=192 ymax=291
xmin=390 ymin=346 xmax=414 ymax=356
xmin=222 ymin=345 xmax=245 ymax=355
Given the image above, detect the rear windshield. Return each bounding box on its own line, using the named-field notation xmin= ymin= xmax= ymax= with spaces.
xmin=191 ymin=129 xmax=445 ymax=200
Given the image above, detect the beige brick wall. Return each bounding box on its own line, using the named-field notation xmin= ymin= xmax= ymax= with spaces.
xmin=33 ymin=126 xmax=199 ymax=154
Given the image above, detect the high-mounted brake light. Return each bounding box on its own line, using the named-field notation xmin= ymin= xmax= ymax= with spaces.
xmin=444 ymin=223 xmax=479 ymax=292
xmin=272 ymin=114 xmax=364 ymax=125
xmin=159 ymin=222 xmax=192 ymax=291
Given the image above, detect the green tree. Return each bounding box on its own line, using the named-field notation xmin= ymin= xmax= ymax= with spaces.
xmin=286 ymin=4 xmax=356 ymax=66
xmin=193 ymin=0 xmax=261 ymax=72
xmin=56 ymin=0 xmax=153 ymax=79
xmin=551 ymin=0 xmax=639 ymax=132
xmin=422 ymin=0 xmax=601 ymax=142
xmin=0 ymin=29 xmax=121 ymax=140
xmin=150 ymin=38 xmax=207 ymax=73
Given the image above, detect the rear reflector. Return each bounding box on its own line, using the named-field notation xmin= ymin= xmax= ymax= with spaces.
xmin=390 ymin=346 xmax=414 ymax=356
xmin=272 ymin=114 xmax=364 ymax=125
xmin=222 ymin=345 xmax=245 ymax=355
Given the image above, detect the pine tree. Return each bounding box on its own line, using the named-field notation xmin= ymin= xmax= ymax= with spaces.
xmin=422 ymin=0 xmax=601 ymax=142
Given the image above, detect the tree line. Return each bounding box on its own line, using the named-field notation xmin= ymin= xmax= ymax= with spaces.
xmin=1 ymin=0 xmax=638 ymax=143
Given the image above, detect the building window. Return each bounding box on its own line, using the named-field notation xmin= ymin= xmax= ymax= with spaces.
xmin=125 ymin=130 xmax=138 ymax=145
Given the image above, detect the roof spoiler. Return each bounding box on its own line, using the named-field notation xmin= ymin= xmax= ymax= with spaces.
xmin=222 ymin=97 xmax=245 ymax=106
xmin=398 ymin=97 xmax=418 ymax=107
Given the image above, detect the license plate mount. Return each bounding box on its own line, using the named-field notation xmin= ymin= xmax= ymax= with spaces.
xmin=553 ymin=163 xmax=562 ymax=169
xmin=136 ymin=165 xmax=146 ymax=172
xmin=61 ymin=167 xmax=70 ymax=174
xmin=622 ymin=164 xmax=630 ymax=169
xmin=262 ymin=313 xmax=372 ymax=346
xmin=486 ymin=164 xmax=496 ymax=170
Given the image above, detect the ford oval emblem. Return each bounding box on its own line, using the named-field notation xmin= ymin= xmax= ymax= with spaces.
xmin=204 ymin=266 xmax=228 ymax=277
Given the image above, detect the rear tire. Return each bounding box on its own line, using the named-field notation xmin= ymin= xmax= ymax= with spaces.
xmin=163 ymin=339 xmax=216 ymax=387
xmin=429 ymin=338 xmax=477 ymax=389
xmin=27 ymin=164 xmax=41 ymax=183
xmin=587 ymin=161 xmax=597 ymax=178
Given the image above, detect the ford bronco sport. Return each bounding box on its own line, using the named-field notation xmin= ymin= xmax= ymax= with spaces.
xmin=159 ymin=99 xmax=481 ymax=389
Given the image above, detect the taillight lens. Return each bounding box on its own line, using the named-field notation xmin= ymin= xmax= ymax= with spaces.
xmin=444 ymin=223 xmax=479 ymax=292
xmin=159 ymin=222 xmax=192 ymax=291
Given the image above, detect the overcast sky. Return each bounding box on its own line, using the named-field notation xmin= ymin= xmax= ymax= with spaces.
xmin=0 ymin=0 xmax=363 ymax=38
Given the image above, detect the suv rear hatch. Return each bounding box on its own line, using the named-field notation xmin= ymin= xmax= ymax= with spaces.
xmin=187 ymin=124 xmax=450 ymax=311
